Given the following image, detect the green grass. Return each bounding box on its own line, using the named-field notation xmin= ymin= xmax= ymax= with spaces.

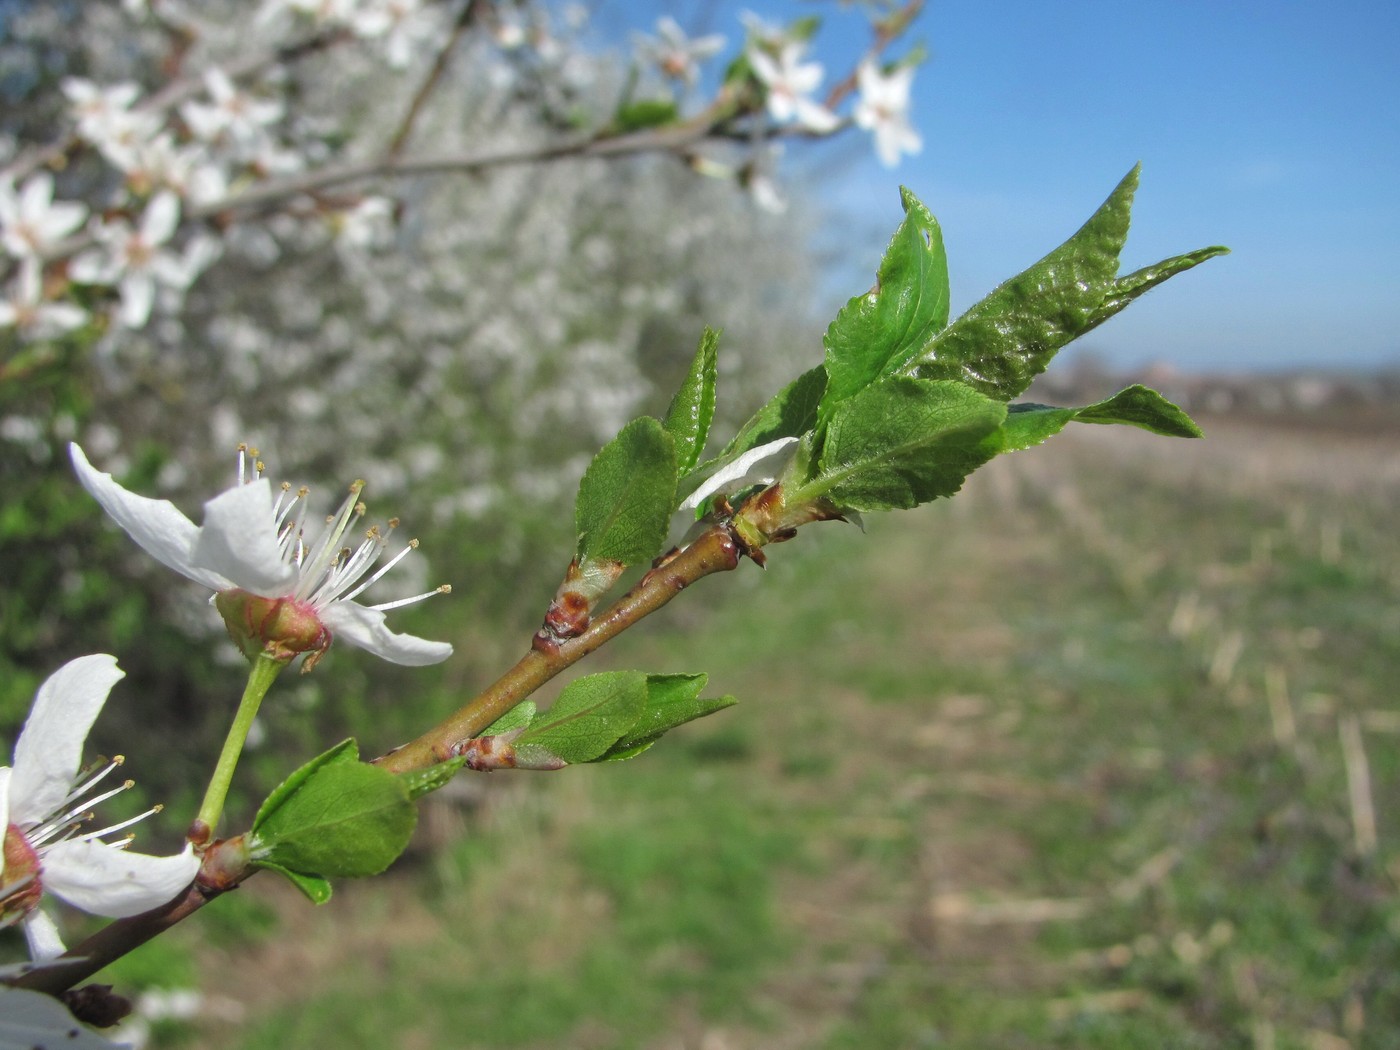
xmin=128 ymin=416 xmax=1400 ymax=1049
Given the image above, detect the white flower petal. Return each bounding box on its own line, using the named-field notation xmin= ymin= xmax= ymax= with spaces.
xmin=69 ymin=443 xmax=229 ymax=591
xmin=20 ymin=909 xmax=67 ymax=962
xmin=0 ymin=768 xmax=11 ymax=866
xmin=142 ymin=191 xmax=181 ymax=244
xmin=8 ymin=655 xmax=123 ymax=828
xmin=42 ymin=840 xmax=199 ymax=919
xmin=190 ymin=479 xmax=299 ymax=596
xmin=68 ymin=248 xmax=118 ymax=286
xmin=0 ymin=986 xmax=118 ymax=1048
xmin=679 ymin=436 xmax=799 ymax=511
xmin=319 ymin=602 xmax=453 ymax=666
xmin=118 ymin=270 xmax=156 ymax=327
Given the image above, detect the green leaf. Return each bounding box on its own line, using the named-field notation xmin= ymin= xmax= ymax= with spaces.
xmin=251 ymin=738 xmax=358 ymax=831
xmin=793 ymin=377 xmax=1007 ymax=511
xmin=820 ymin=187 xmax=949 ymax=424
xmin=398 ymin=756 xmax=467 ymax=801
xmin=597 ymin=673 xmax=738 ymax=762
xmin=516 ymin=670 xmax=649 ymax=764
xmin=614 ymin=99 xmax=679 ymax=132
xmin=1087 ymin=245 xmax=1230 ymax=332
xmin=250 ymin=740 xmax=416 ymax=879
xmin=575 ymin=417 xmax=677 ymax=564
xmin=1072 ymin=385 xmax=1202 ymax=437
xmin=482 ymin=700 xmax=536 ymax=736
xmin=253 ymin=861 xmax=333 ymax=904
xmin=983 ymin=385 xmax=1202 ymax=456
xmin=906 ymin=165 xmax=1141 ymax=401
xmin=664 ymin=327 xmax=720 ymax=475
xmin=702 ymin=365 xmax=827 ymax=483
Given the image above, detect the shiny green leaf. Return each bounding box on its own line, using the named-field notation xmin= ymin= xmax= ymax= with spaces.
xmin=575 ymin=416 xmax=677 ymax=564
xmin=906 ymin=166 xmax=1140 ymax=401
xmin=249 ymin=740 xmax=416 ymax=879
xmin=793 ymin=377 xmax=1006 ymax=511
xmin=664 ymin=327 xmax=720 ymax=475
xmin=820 ymin=187 xmax=949 ymax=424
xmin=516 ymin=670 xmax=649 ymax=764
xmin=597 ymin=673 xmax=738 ymax=762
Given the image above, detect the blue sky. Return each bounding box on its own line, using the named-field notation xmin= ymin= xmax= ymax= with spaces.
xmin=598 ymin=1 xmax=1400 ymax=373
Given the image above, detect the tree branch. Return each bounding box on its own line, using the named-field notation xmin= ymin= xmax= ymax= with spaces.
xmin=375 ymin=523 xmax=744 ymax=774
xmin=8 ymin=523 xmax=746 ymax=994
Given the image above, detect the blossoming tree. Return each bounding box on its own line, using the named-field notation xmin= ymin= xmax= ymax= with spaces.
xmin=0 ymin=0 xmax=1227 ymax=1041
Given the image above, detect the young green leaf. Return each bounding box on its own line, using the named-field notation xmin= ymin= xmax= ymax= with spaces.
xmin=482 ymin=700 xmax=537 ymax=736
xmin=614 ymin=99 xmax=680 ymax=132
xmin=398 ymin=756 xmax=468 ymax=801
xmin=683 ymin=364 xmax=824 ymax=507
xmin=720 ymin=365 xmax=827 ymax=461
xmin=905 ymin=165 xmax=1141 ymax=401
xmin=515 ymin=670 xmax=649 ymax=764
xmin=254 ymin=862 xmax=333 ymax=905
xmin=250 ymin=740 xmax=416 ymax=879
xmin=820 ymin=187 xmax=949 ymax=424
xmin=251 ymin=738 xmax=358 ymax=831
xmin=1086 ymin=245 xmax=1230 ymax=332
xmin=664 ymin=327 xmax=720 ymax=475
xmin=791 ymin=377 xmax=1007 ymax=512
xmin=575 ymin=416 xmax=677 ymax=565
xmin=982 ymin=385 xmax=1202 ymax=456
xmin=596 ymin=673 xmax=738 ymax=762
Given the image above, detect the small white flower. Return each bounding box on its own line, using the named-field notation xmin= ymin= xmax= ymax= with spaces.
xmin=748 ymin=43 xmax=839 ymax=133
xmin=331 ymin=196 xmax=394 ymax=251
xmin=738 ymin=10 xmax=786 ymax=49
xmin=351 ymin=0 xmax=440 ymax=69
xmin=69 ymin=191 xmax=191 ymax=328
xmin=0 ymin=260 xmax=87 ymax=339
xmin=0 ymin=655 xmax=200 ymax=961
xmin=680 ymin=436 xmax=799 ymax=512
xmin=125 ymin=132 xmax=229 ymax=206
xmin=0 ymin=173 xmax=88 ymax=261
xmin=854 ymin=62 xmax=922 ymax=167
xmin=180 ymin=68 xmax=284 ymax=158
xmin=61 ymin=78 xmax=162 ymax=173
xmin=70 ymin=443 xmax=453 ymax=668
xmin=635 ymin=17 xmax=725 ymax=86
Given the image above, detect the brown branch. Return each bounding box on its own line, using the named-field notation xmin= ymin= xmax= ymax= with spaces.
xmin=821 ymin=0 xmax=925 ymax=111
xmin=375 ymin=523 xmax=744 ymax=774
xmin=383 ymin=0 xmax=483 ymax=161
xmin=186 ymin=116 xmax=738 ymax=221
xmin=11 ymin=838 xmax=253 ymax=998
xmin=9 ymin=523 xmax=746 ymax=995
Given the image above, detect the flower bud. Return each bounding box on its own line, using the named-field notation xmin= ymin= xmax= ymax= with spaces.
xmin=214 ymin=589 xmax=331 ymax=668
xmin=1 ymin=824 xmax=44 ymax=919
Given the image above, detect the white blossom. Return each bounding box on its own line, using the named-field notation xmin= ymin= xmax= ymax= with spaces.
xmin=748 ymin=43 xmax=839 ymax=133
xmin=0 ymin=655 xmax=199 ymax=961
xmin=125 ymin=132 xmax=229 ymax=206
xmin=69 ymin=191 xmax=193 ymax=328
xmin=61 ymin=78 xmax=162 ymax=172
xmin=680 ymin=436 xmax=798 ymax=511
xmin=332 ymin=196 xmax=395 ymax=251
xmin=635 ymin=17 xmax=725 ymax=86
xmin=351 ymin=0 xmax=441 ymax=69
xmin=180 ymin=68 xmax=285 ymax=159
xmin=0 ymin=260 xmax=88 ymax=338
xmin=69 ymin=443 xmax=453 ymax=667
xmin=0 ymin=173 xmax=88 ymax=261
xmin=854 ymin=62 xmax=922 ymax=167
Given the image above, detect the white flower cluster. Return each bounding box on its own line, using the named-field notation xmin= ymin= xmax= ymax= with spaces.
xmin=0 ymin=4 xmax=923 ymax=346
